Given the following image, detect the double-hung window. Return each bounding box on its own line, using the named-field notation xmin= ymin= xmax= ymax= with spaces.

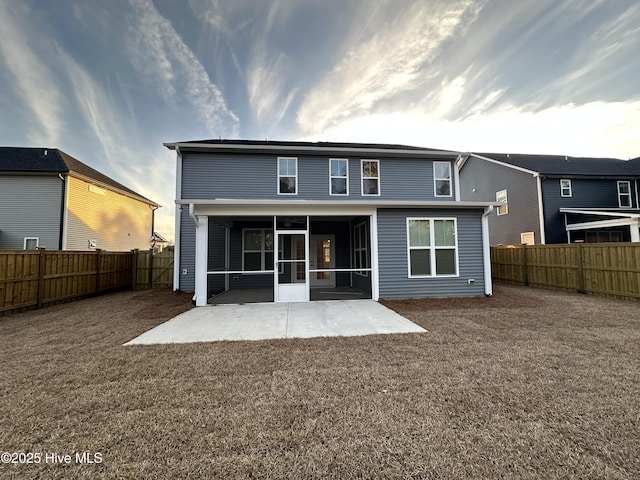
xmin=407 ymin=218 xmax=458 ymax=277
xmin=361 ymin=160 xmax=380 ymax=195
xmin=243 ymin=229 xmax=274 ymax=271
xmin=496 ymin=189 xmax=508 ymax=215
xmin=278 ymin=157 xmax=297 ymax=195
xmin=434 ymin=162 xmax=452 ymax=197
xmin=618 ymin=181 xmax=632 ymax=207
xmin=330 ymin=158 xmax=348 ymax=195
xmin=560 ymin=179 xmax=572 ymax=197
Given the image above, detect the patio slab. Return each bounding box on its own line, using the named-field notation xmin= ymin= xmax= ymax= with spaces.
xmin=124 ymin=300 xmax=426 ymax=344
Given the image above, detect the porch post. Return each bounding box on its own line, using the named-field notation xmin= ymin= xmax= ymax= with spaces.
xmin=370 ymin=210 xmax=380 ymax=301
xmin=631 ymin=219 xmax=640 ymax=242
xmin=194 ymin=215 xmax=209 ymax=306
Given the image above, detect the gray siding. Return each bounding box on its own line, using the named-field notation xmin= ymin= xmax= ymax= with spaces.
xmin=0 ymin=175 xmax=63 ymax=249
xmin=377 ymin=208 xmax=486 ymax=298
xmin=181 ymin=152 xmax=456 ymax=201
xmin=541 ymin=177 xmax=634 ymax=244
xmin=178 ymin=209 xmax=196 ymax=292
xmin=460 ymin=156 xmax=541 ymax=245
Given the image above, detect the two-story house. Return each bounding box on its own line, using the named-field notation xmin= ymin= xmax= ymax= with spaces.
xmin=0 ymin=147 xmax=159 ymax=251
xmin=165 ymin=140 xmax=496 ymax=306
xmin=458 ymin=153 xmax=640 ymax=245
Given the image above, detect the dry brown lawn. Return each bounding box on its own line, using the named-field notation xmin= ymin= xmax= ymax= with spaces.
xmin=0 ymin=285 xmax=638 ymax=479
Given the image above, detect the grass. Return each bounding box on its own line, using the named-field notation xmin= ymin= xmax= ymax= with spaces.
xmin=0 ymin=285 xmax=638 ymax=479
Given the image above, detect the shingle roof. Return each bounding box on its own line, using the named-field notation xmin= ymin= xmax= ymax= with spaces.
xmin=0 ymin=147 xmax=158 ymax=205
xmin=473 ymin=152 xmax=638 ymax=176
xmin=172 ymin=139 xmax=452 ymax=152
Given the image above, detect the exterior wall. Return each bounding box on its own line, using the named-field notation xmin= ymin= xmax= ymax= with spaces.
xmin=65 ymin=175 xmax=153 ymax=251
xmin=178 ymin=208 xmax=196 ymax=292
xmin=377 ymin=208 xmax=486 ymax=298
xmin=541 ymin=177 xmax=636 ymax=244
xmin=459 ymin=156 xmax=541 ymax=245
xmin=181 ymin=152 xmax=456 ymax=201
xmin=0 ymin=175 xmax=63 ymax=249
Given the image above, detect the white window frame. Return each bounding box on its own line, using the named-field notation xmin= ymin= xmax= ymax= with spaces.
xmin=361 ymin=159 xmax=380 ymax=196
xmin=242 ymin=229 xmax=275 ymax=271
xmin=329 ymin=158 xmax=349 ymax=196
xmin=560 ymin=179 xmax=572 ymax=198
xmin=24 ymin=237 xmax=39 ymax=250
xmin=277 ymin=157 xmax=298 ymax=195
xmin=353 ymin=222 xmax=369 ymax=276
xmin=617 ymin=180 xmax=632 ymax=208
xmin=433 ymin=161 xmax=452 ymax=197
xmin=520 ymin=232 xmax=535 ymax=245
xmin=496 ymin=189 xmax=508 ymax=215
xmin=406 ymin=218 xmax=459 ymax=278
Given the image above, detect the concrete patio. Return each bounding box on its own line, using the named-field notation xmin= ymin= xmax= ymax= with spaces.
xmin=124 ymin=300 xmax=426 ymax=344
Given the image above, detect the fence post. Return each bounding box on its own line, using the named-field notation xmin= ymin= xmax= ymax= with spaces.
xmin=148 ymin=249 xmax=154 ymax=288
xmin=522 ymin=245 xmax=529 ymax=286
xmin=36 ymin=247 xmax=46 ymax=309
xmin=576 ymin=242 xmax=585 ymax=293
xmin=95 ymin=249 xmax=102 ymax=294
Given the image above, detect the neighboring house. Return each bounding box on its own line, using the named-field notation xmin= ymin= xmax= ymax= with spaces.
xmin=151 ymin=232 xmax=171 ymax=253
xmin=165 ymin=139 xmax=496 ymax=306
xmin=0 ymin=147 xmax=159 ymax=251
xmin=457 ymin=153 xmax=640 ymax=245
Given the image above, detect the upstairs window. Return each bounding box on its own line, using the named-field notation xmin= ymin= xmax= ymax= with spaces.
xmin=407 ymin=218 xmax=458 ymax=277
xmin=560 ymin=179 xmax=572 ymax=197
xmin=278 ymin=157 xmax=297 ymax=195
xmin=330 ymin=158 xmax=348 ymax=195
xmin=361 ymin=160 xmax=380 ymax=195
xmin=496 ymin=189 xmax=508 ymax=215
xmin=434 ymin=162 xmax=452 ymax=197
xmin=618 ymin=181 xmax=632 ymax=207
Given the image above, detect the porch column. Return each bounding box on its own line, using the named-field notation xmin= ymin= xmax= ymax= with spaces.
xmin=194 ymin=215 xmax=209 ymax=306
xmin=370 ymin=211 xmax=380 ymax=301
xmin=631 ymin=219 xmax=640 ymax=242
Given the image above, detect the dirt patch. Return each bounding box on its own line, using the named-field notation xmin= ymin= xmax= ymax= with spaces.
xmin=1 ymin=285 xmax=638 ymax=479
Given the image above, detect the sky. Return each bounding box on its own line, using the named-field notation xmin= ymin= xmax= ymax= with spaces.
xmin=1 ymin=0 xmax=640 ymax=240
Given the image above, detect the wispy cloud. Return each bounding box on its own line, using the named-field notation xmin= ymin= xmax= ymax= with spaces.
xmin=297 ymin=0 xmax=486 ymax=135
xmin=126 ymin=0 xmax=239 ymax=136
xmin=0 ymin=1 xmax=63 ymax=145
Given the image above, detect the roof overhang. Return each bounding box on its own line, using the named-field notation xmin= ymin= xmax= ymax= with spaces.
xmin=164 ymin=142 xmax=460 ymax=159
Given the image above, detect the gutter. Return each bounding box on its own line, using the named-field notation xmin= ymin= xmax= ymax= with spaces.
xmin=482 ymin=206 xmax=494 ymax=296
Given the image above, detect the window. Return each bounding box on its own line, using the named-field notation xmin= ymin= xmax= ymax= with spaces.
xmin=361 ymin=160 xmax=380 ymax=195
xmin=560 ymin=179 xmax=572 ymax=197
xmin=24 ymin=237 xmax=39 ymax=250
xmin=618 ymin=181 xmax=632 ymax=207
xmin=434 ymin=162 xmax=452 ymax=197
xmin=407 ymin=218 xmax=458 ymax=277
xmin=278 ymin=157 xmax=297 ymax=194
xmin=353 ymin=222 xmax=368 ymax=276
xmin=243 ymin=229 xmax=274 ymax=271
xmin=520 ymin=232 xmax=535 ymax=245
xmin=330 ymin=158 xmax=348 ymax=195
xmin=496 ymin=189 xmax=508 ymax=215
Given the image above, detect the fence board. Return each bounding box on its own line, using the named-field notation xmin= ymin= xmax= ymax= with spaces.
xmin=491 ymin=243 xmax=640 ymax=301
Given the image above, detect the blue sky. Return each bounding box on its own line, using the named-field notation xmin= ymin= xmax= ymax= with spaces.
xmin=1 ymin=0 xmax=639 ymax=239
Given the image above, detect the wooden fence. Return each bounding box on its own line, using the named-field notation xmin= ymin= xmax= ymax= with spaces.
xmin=132 ymin=248 xmax=174 ymax=289
xmin=491 ymin=243 xmax=640 ymax=301
xmin=0 ymin=248 xmax=175 ymax=315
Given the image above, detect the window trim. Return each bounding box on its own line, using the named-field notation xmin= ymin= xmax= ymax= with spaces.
xmin=361 ymin=159 xmax=380 ymax=196
xmin=433 ymin=161 xmax=452 ymax=197
xmin=617 ymin=180 xmax=632 ymax=208
xmin=560 ymin=179 xmax=572 ymax=198
xmin=242 ymin=229 xmax=275 ymax=271
xmin=277 ymin=157 xmax=298 ymax=195
xmin=353 ymin=221 xmax=369 ymax=277
xmin=24 ymin=237 xmax=39 ymax=250
xmin=496 ymin=189 xmax=508 ymax=215
xmin=406 ymin=217 xmax=459 ymax=278
xmin=329 ymin=158 xmax=349 ymax=196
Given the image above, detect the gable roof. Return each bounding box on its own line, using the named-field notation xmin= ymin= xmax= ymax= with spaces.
xmin=468 ymin=152 xmax=637 ymax=176
xmin=0 ymin=147 xmax=158 ymax=206
xmin=164 ymin=139 xmax=459 ymax=157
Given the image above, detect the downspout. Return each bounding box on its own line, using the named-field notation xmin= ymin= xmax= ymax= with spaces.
xmin=173 ymin=146 xmax=183 ymax=291
xmin=482 ymin=205 xmax=494 ymax=296
xmin=58 ymin=173 xmax=66 ymax=249
xmin=535 ymin=174 xmax=547 ymax=244
xmin=189 ymin=203 xmax=198 ymax=226
xmin=150 ymin=205 xmax=159 ymax=251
